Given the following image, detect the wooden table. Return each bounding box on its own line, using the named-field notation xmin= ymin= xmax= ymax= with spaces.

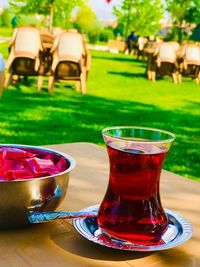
xmin=1 ymin=142 xmax=199 ymax=267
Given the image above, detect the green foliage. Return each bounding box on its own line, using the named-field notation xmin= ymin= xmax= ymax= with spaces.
xmin=166 ymin=0 xmax=200 ymax=42
xmin=164 ymin=25 xmax=190 ymax=42
xmin=74 ymin=4 xmax=96 ymax=33
xmin=191 ymin=24 xmax=200 ymax=41
xmin=166 ymin=0 xmax=200 ymax=25
xmin=52 ymin=0 xmax=83 ymax=28
xmin=0 ymin=41 xmax=9 ymax=58
xmin=0 ymin=10 xmax=42 ymax=28
xmin=9 ymin=0 xmax=83 ymax=28
xmin=73 ymin=3 xmax=106 ymax=44
xmin=114 ymin=0 xmax=164 ymax=37
xmin=18 ymin=15 xmax=42 ymax=27
xmin=99 ymin=28 xmax=114 ymax=42
xmin=0 ymin=8 xmax=12 ymax=27
xmin=113 ymin=24 xmax=124 ymax=39
xmin=87 ymin=30 xmax=99 ymax=44
xmin=10 ymin=0 xmax=51 ymax=15
xmin=86 ymin=27 xmax=114 ymax=44
xmin=184 ymin=0 xmax=200 ymax=24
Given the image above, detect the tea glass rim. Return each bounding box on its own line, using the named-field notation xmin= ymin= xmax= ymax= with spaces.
xmin=102 ymin=126 xmax=176 ymax=145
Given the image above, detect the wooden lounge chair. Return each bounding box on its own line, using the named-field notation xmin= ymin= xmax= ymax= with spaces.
xmin=178 ymin=44 xmax=200 ymax=84
xmin=144 ymin=40 xmax=161 ymax=80
xmin=4 ymin=27 xmax=44 ymax=90
xmin=152 ymin=42 xmax=178 ymax=83
xmin=137 ymin=37 xmax=148 ymax=61
xmin=168 ymin=41 xmax=180 ymax=53
xmin=48 ymin=31 xmax=91 ymax=94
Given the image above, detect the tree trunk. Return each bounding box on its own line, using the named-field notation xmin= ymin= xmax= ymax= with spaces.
xmin=124 ymin=0 xmax=132 ymax=40
xmin=178 ymin=20 xmax=183 ymax=43
xmin=49 ymin=0 xmax=54 ymax=32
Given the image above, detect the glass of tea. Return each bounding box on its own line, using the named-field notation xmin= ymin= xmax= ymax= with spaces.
xmin=97 ymin=126 xmax=175 ymax=245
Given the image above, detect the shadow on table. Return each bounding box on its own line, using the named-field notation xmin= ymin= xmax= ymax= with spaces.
xmin=49 ymin=221 xmax=198 ymax=265
xmin=50 ymin=221 xmax=152 ymax=261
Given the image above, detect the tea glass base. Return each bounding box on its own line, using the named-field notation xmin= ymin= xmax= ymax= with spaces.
xmin=72 ymin=204 xmax=193 ymax=252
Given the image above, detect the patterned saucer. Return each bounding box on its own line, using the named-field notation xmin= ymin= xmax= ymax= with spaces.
xmin=72 ymin=205 xmax=193 ymax=252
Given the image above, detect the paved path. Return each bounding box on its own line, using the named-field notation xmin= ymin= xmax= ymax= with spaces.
xmin=0 ymin=36 xmax=9 ymax=43
xmin=87 ymin=44 xmax=108 ymax=51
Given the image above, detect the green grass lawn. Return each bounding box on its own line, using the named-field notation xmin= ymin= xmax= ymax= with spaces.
xmin=0 ymin=28 xmax=13 ymax=38
xmin=0 ymin=42 xmax=199 ymax=181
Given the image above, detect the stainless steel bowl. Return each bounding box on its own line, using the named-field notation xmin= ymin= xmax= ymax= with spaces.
xmin=0 ymin=144 xmax=76 ymax=229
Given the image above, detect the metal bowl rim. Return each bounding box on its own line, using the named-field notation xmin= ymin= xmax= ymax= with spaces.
xmin=0 ymin=144 xmax=76 ymax=183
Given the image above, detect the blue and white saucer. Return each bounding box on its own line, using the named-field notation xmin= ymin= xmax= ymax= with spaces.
xmin=72 ymin=205 xmax=193 ymax=252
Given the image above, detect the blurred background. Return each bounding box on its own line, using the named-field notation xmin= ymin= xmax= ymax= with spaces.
xmin=0 ymin=0 xmax=199 ymax=182
xmin=0 ymin=0 xmax=199 ymax=44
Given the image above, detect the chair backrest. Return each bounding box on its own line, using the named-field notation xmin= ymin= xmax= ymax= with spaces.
xmin=53 ymin=27 xmax=65 ymax=37
xmin=184 ymin=45 xmax=200 ymax=65
xmin=57 ymin=32 xmax=85 ymax=61
xmin=14 ymin=27 xmax=42 ymax=57
xmin=138 ymin=37 xmax=148 ymax=51
xmin=169 ymin=41 xmax=180 ymax=52
xmin=158 ymin=43 xmax=177 ymax=63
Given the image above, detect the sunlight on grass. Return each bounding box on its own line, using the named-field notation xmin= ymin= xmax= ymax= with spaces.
xmin=0 ymin=45 xmax=199 ymax=181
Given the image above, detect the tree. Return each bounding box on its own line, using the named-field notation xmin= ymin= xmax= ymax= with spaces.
xmin=74 ymin=4 xmax=96 ymax=33
xmin=114 ymin=0 xmax=164 ymax=39
xmin=166 ymin=0 xmax=200 ymax=42
xmin=0 ymin=8 xmax=12 ymax=27
xmin=9 ymin=0 xmax=83 ymax=31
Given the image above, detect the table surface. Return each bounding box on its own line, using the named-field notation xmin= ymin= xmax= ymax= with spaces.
xmin=1 ymin=142 xmax=200 ymax=267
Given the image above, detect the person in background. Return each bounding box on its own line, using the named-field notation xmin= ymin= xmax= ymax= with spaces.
xmin=0 ymin=54 xmax=5 ymax=98
xmin=124 ymin=31 xmax=138 ymax=54
xmin=11 ymin=16 xmax=17 ymax=28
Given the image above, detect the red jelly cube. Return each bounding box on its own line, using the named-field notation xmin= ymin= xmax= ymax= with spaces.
xmin=0 ymin=147 xmax=68 ymax=181
xmin=4 ymin=168 xmax=33 ymax=180
xmin=24 ymin=157 xmax=58 ymax=177
xmin=0 ymin=159 xmax=15 ymax=180
xmin=0 ymin=147 xmax=36 ymax=160
xmin=56 ymin=157 xmax=69 ymax=172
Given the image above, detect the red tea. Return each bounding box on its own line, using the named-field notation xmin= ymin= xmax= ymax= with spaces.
xmin=97 ymin=142 xmax=168 ymax=245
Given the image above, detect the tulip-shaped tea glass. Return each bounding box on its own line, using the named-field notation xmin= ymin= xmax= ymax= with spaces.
xmin=97 ymin=126 xmax=175 ymax=245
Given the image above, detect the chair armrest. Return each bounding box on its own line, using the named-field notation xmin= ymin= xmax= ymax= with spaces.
xmin=85 ymin=51 xmax=91 ymax=71
xmin=8 ymin=28 xmax=18 ymax=49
